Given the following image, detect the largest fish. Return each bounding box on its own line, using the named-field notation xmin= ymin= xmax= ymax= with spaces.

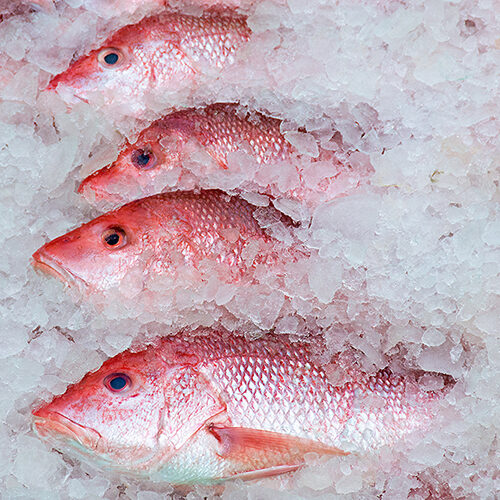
xmin=33 ymin=331 xmax=449 ymax=485
xmin=47 ymin=11 xmax=251 ymax=112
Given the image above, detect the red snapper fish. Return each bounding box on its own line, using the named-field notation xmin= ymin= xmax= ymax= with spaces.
xmin=31 ymin=190 xmax=299 ymax=295
xmin=79 ymin=104 xmax=372 ymax=208
xmin=32 ymin=331 xmax=448 ymax=484
xmin=47 ymin=12 xmax=251 ymax=111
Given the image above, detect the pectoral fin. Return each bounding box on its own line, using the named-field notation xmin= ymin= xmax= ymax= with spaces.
xmin=208 ymin=424 xmax=347 ymax=462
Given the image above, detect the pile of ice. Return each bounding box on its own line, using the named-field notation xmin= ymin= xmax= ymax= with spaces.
xmin=0 ymin=0 xmax=498 ymax=498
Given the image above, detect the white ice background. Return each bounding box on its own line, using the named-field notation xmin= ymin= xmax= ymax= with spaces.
xmin=0 ymin=0 xmax=498 ymax=498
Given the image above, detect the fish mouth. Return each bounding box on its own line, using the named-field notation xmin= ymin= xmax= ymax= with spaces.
xmin=33 ymin=411 xmax=102 ymax=452
xmin=31 ymin=250 xmax=84 ymax=289
xmin=78 ymin=172 xmax=122 ymax=202
xmin=77 ymin=177 xmax=103 ymax=202
xmin=33 ymin=411 xmax=154 ymax=472
xmin=45 ymin=79 xmax=90 ymax=105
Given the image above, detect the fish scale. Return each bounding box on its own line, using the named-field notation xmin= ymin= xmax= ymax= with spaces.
xmin=177 ymin=104 xmax=291 ymax=164
xmin=165 ymin=335 xmax=434 ymax=451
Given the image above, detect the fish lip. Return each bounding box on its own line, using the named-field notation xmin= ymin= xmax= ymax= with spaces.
xmin=78 ymin=174 xmax=118 ymax=201
xmin=77 ymin=176 xmax=102 ymax=200
xmin=32 ymin=250 xmax=87 ymax=290
xmin=45 ymin=75 xmax=60 ymax=91
xmin=45 ymin=80 xmax=90 ymax=105
xmin=33 ymin=411 xmax=102 ymax=451
xmin=78 ymin=178 xmax=128 ymax=212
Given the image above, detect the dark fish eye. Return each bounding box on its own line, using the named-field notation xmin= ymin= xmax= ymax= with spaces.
xmin=104 ymin=373 xmax=131 ymax=393
xmin=98 ymin=48 xmax=124 ymax=69
xmin=101 ymin=227 xmax=127 ymax=249
xmin=104 ymin=53 xmax=119 ymax=65
xmin=131 ymin=148 xmax=157 ymax=170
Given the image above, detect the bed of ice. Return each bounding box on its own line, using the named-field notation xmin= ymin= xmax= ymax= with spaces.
xmin=0 ymin=0 xmax=498 ymax=498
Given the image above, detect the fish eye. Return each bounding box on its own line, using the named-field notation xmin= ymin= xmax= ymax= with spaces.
xmin=101 ymin=227 xmax=127 ymax=249
xmin=131 ymin=148 xmax=157 ymax=170
xmin=98 ymin=48 xmax=125 ymax=69
xmin=104 ymin=373 xmax=131 ymax=393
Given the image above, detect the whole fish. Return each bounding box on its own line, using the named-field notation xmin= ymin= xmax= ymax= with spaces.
xmin=47 ymin=12 xmax=251 ymax=111
xmin=32 ymin=190 xmax=299 ymax=295
xmin=79 ymin=103 xmax=371 ymax=207
xmin=32 ymin=331 xmax=448 ymax=484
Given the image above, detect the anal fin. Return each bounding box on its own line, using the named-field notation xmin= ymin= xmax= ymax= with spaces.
xmin=229 ymin=464 xmax=302 ymax=482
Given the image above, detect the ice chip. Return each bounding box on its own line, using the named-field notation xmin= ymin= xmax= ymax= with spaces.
xmin=308 ymin=257 xmax=343 ymax=303
xmin=335 ymin=471 xmax=363 ymax=494
xmin=284 ymin=131 xmax=320 ymax=158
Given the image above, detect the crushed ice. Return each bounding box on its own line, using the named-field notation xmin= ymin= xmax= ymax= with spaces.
xmin=0 ymin=0 xmax=498 ymax=498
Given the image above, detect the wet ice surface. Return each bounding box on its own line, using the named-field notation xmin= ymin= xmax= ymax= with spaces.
xmin=0 ymin=0 xmax=498 ymax=498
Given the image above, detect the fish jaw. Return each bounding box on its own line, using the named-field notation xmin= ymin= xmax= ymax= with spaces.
xmin=31 ymin=247 xmax=84 ymax=290
xmin=33 ymin=408 xmax=102 ymax=453
xmin=77 ymin=158 xmax=159 ymax=207
xmin=77 ymin=167 xmax=128 ymax=206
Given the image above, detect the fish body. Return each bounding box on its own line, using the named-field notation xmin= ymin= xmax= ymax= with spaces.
xmin=32 ymin=190 xmax=297 ymax=294
xmin=47 ymin=12 xmax=251 ymax=111
xmin=33 ymin=331 xmax=444 ymax=484
xmin=79 ymin=104 xmax=372 ymax=207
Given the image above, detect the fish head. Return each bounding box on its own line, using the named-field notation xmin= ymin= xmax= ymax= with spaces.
xmin=32 ymin=338 xmax=231 ymax=483
xmin=46 ymin=22 xmax=156 ymax=104
xmin=32 ymin=347 xmax=171 ymax=468
xmin=79 ymin=122 xmax=187 ymax=204
xmin=31 ymin=206 xmax=154 ymax=292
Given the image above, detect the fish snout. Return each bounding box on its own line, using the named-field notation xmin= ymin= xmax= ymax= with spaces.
xmin=78 ymin=165 xmax=130 ymax=206
xmin=78 ymin=169 xmax=109 ymax=199
xmin=78 ymin=174 xmax=97 ymax=200
xmin=46 ymin=75 xmax=60 ymax=91
xmin=31 ymin=244 xmax=78 ymax=288
xmin=45 ymin=53 xmax=99 ymax=102
xmin=32 ymin=407 xmax=102 ymax=451
xmin=32 ymin=402 xmax=52 ymax=420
